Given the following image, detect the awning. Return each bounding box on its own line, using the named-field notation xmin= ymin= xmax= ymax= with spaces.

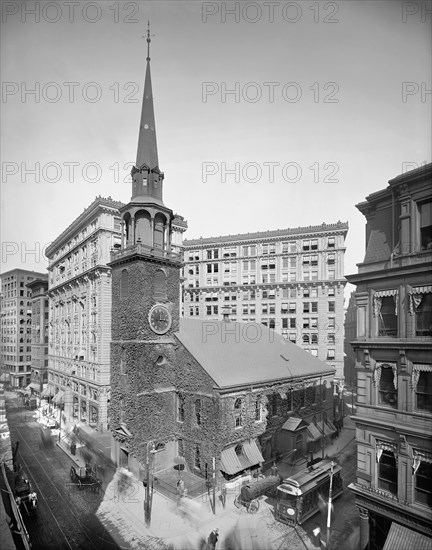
xmin=307 ymin=423 xmax=324 ymax=442
xmin=26 ymin=383 xmax=40 ymax=392
xmin=41 ymin=386 xmax=54 ymax=398
xmin=52 ymin=390 xmax=64 ymax=404
xmin=322 ymin=421 xmax=337 ymax=437
xmin=383 ymin=522 xmax=432 ymax=550
xmin=220 ymin=439 xmax=264 ymax=475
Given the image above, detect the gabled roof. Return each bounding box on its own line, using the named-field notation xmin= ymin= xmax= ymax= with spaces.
xmin=175 ymin=318 xmax=335 ymax=389
xmin=281 ymin=417 xmax=308 ymax=432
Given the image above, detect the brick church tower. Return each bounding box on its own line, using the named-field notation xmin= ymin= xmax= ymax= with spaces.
xmin=109 ymin=27 xmax=182 ymax=473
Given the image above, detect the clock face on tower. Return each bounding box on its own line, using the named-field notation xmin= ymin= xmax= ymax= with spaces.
xmin=148 ymin=304 xmax=172 ymax=335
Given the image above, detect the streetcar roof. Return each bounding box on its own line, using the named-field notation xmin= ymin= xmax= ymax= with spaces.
xmin=279 ymin=460 xmax=342 ymax=493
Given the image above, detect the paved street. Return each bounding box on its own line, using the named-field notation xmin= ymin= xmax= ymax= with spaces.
xmin=4 ymin=392 xmax=129 ymax=550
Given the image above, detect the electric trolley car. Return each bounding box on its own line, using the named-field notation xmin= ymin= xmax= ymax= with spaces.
xmin=275 ymin=459 xmax=343 ymax=525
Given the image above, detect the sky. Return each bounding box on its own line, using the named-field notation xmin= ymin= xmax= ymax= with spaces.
xmin=1 ymin=0 xmax=431 ymax=301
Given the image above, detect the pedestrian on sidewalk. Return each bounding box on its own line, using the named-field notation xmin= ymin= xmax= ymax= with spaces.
xmin=219 ymin=482 xmax=227 ymax=508
xmin=270 ymin=461 xmax=279 ymax=477
xmin=207 ymin=528 xmax=219 ymax=550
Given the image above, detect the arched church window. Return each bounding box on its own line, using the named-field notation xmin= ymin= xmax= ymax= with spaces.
xmin=154 ymin=213 xmax=166 ymax=250
xmin=135 ymin=210 xmax=151 ymax=247
xmin=120 ymin=269 xmax=129 ymax=299
xmin=154 ymin=269 xmax=167 ymax=302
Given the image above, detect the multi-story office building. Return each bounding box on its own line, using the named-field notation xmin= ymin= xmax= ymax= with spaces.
xmin=46 ymin=196 xmax=123 ymax=432
xmin=344 ymin=291 xmax=357 ymax=388
xmin=182 ymin=223 xmax=348 ymax=391
xmin=26 ymin=276 xmax=49 ymax=397
xmin=0 ymin=269 xmax=46 ymax=388
xmin=346 ymin=163 xmax=432 ymax=550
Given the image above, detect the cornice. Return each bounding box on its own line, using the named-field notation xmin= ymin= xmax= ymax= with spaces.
xmin=46 ymin=196 xmax=123 ymax=258
xmin=349 ymin=339 xmax=432 ymax=351
xmin=184 ymin=279 xmax=347 ymax=293
xmin=351 ymin=483 xmax=432 ymax=535
xmin=108 ymin=252 xmax=182 ymax=270
xmin=185 ymin=248 xmax=347 ymax=263
xmin=47 ymin=265 xmax=111 ymax=295
xmin=184 ymin=222 xmax=349 ymax=248
xmin=346 ymin=257 xmax=432 ymax=284
xmin=48 ymin=227 xmax=121 ymax=270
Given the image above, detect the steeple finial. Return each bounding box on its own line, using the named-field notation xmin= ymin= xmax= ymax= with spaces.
xmin=146 ymin=21 xmax=151 ymax=62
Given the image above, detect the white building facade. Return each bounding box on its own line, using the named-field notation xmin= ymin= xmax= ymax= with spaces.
xmin=46 ymin=196 xmax=123 ymax=432
xmin=182 ymin=222 xmax=348 ymax=391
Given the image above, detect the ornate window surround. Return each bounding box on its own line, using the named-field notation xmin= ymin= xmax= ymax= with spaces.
xmin=373 ymin=362 xmax=398 ymax=389
xmin=376 ymin=440 xmax=398 ymax=463
xmin=373 ymin=289 xmax=399 ymax=317
xmin=412 ymin=449 xmax=432 ymax=475
xmin=409 ymin=285 xmax=432 ymax=314
xmin=411 ymin=364 xmax=432 ymax=391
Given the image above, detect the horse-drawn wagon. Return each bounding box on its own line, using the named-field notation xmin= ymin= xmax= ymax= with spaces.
xmin=14 ymin=473 xmax=38 ymax=516
xmin=69 ymin=465 xmax=101 ymax=493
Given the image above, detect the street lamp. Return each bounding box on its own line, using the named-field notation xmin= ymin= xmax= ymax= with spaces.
xmin=144 ymin=441 xmax=156 ymax=527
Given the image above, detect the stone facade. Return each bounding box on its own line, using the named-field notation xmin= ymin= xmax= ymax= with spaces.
xmin=46 ymin=196 xmax=123 ymax=432
xmin=346 ymin=163 xmax=432 ymax=550
xmin=26 ymin=277 xmax=49 ymax=395
xmin=0 ymin=269 xmax=46 ymax=388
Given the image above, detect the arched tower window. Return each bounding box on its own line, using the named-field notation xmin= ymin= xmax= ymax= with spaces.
xmin=120 ymin=269 xmax=129 ymax=299
xmin=135 ymin=210 xmax=152 ymax=247
xmin=154 ymin=269 xmax=167 ymax=302
xmin=154 ymin=213 xmax=166 ymax=250
xmin=123 ymin=213 xmax=132 ymax=246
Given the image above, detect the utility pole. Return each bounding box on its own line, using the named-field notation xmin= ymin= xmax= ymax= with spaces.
xmin=212 ymin=457 xmax=216 ymax=515
xmin=144 ymin=441 xmax=155 ymax=527
xmin=58 ymin=405 xmax=62 ymax=442
xmin=326 ymin=461 xmax=335 ymax=550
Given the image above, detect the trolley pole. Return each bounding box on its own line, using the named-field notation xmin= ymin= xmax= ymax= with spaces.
xmin=326 ymin=461 xmax=335 ymax=550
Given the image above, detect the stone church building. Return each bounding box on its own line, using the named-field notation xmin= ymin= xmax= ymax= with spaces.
xmin=108 ymin=34 xmax=336 ymax=484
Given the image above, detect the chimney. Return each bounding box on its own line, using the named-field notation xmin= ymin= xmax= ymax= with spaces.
xmin=221 ymin=305 xmax=231 ymax=322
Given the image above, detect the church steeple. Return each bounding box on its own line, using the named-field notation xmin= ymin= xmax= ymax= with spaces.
xmin=131 ymin=22 xmax=164 ymax=203
xmin=136 ymin=22 xmax=158 ymax=171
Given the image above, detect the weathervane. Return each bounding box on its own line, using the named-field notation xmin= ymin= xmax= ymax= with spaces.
xmin=144 ymin=21 xmax=155 ymax=62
